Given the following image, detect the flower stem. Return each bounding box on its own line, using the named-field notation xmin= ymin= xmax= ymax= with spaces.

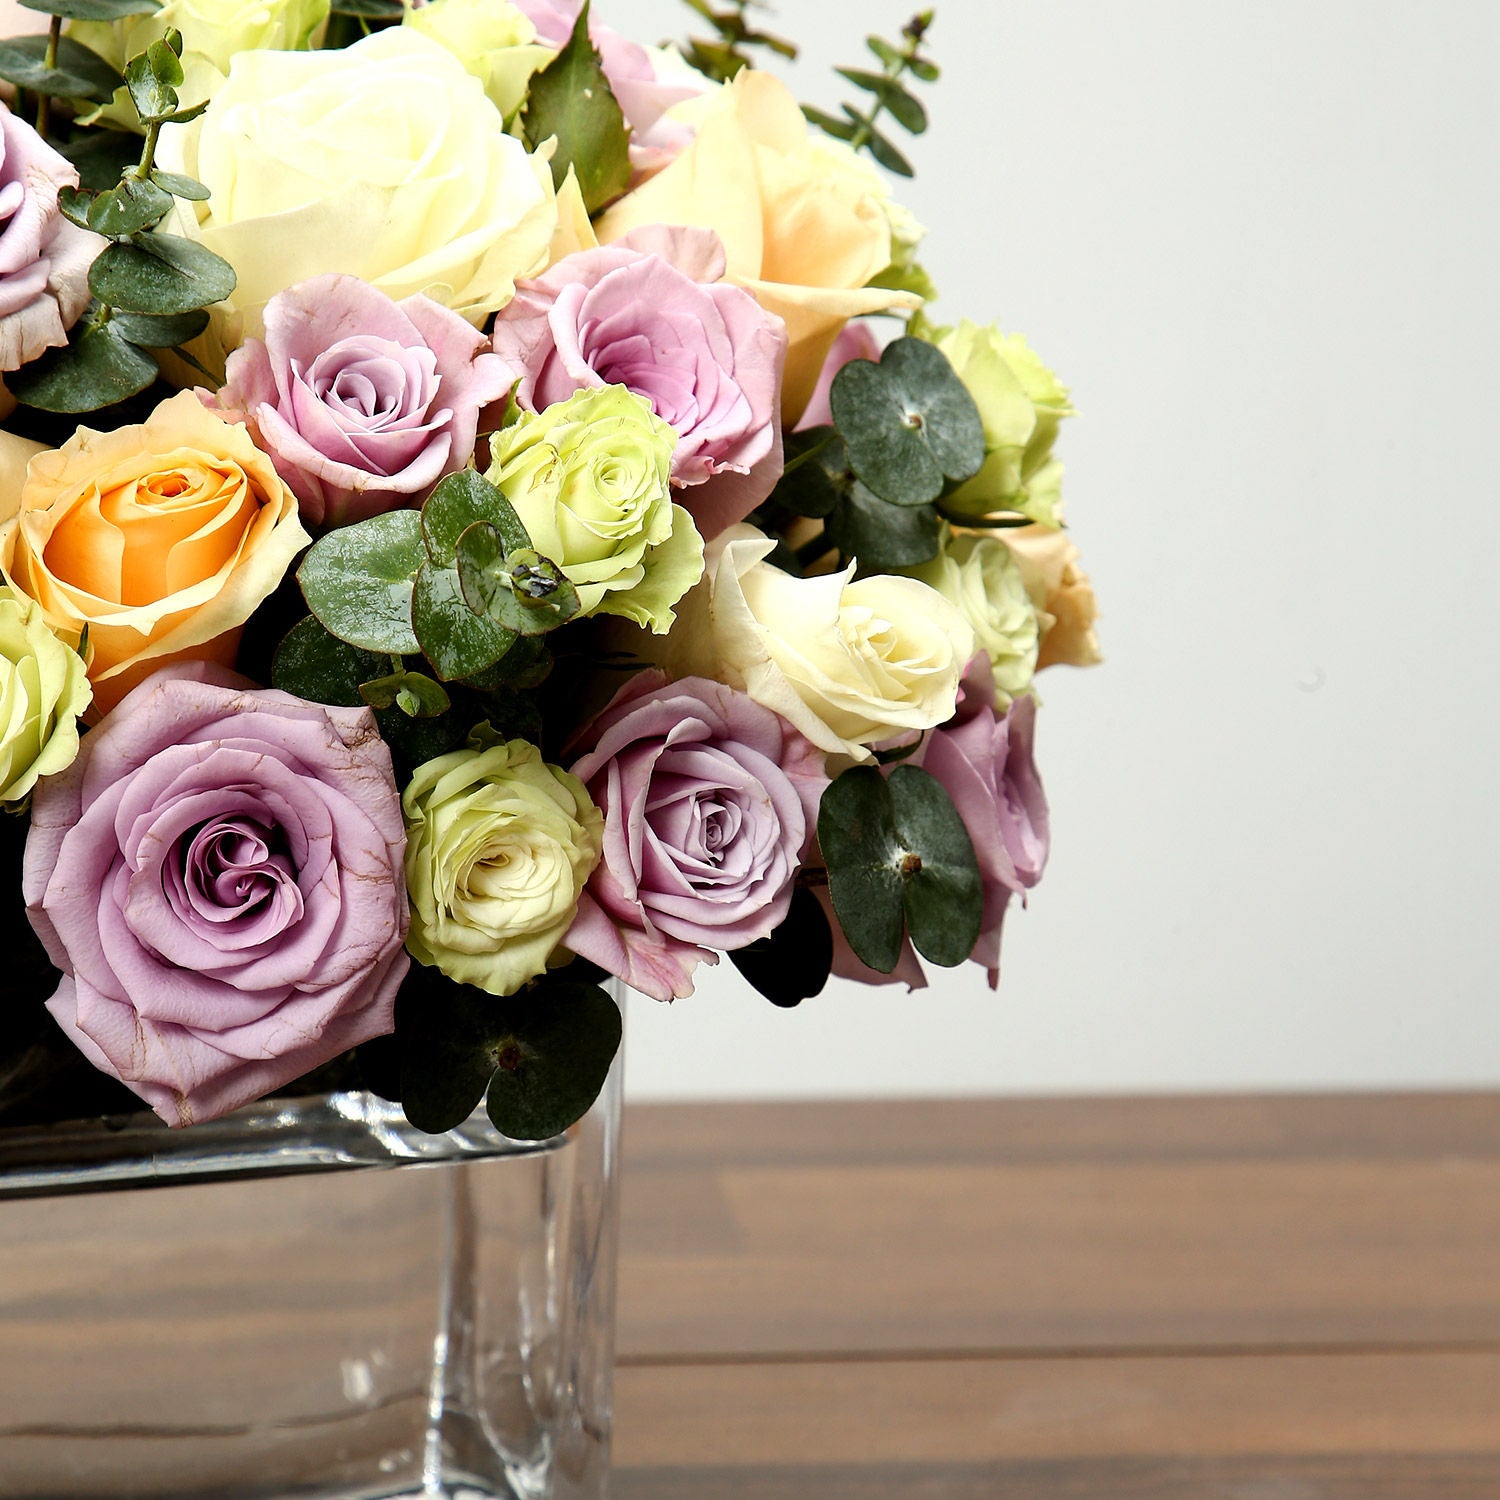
xmin=34 ymin=16 xmax=60 ymax=139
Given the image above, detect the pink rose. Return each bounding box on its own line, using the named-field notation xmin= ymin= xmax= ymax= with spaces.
xmin=0 ymin=102 xmax=102 ymax=372
xmin=512 ymin=0 xmax=707 ymax=172
xmin=565 ymin=671 xmax=827 ymax=1001
xmin=796 ymin=320 xmax=882 ymax=431
xmin=204 ymin=273 xmax=512 ymax=529
xmin=492 ymin=226 xmax=786 ymax=540
xmin=24 ymin=664 xmax=410 ymax=1127
xmin=822 ymin=655 xmax=1050 ymax=991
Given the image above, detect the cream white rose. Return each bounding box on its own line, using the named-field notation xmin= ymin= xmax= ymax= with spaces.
xmin=157 ymin=28 xmax=558 ymax=373
xmin=402 ymin=0 xmax=554 ymax=121
xmin=664 ymin=526 xmax=975 ymax=763
xmin=902 ymin=526 xmax=1039 ymax=707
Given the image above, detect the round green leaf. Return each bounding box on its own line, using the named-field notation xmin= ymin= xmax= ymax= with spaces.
xmin=61 ymin=129 xmax=139 ymax=192
xmin=0 ymin=34 xmax=122 ymax=99
xmin=729 ymin=885 xmax=833 ymax=1007
xmin=422 ymin=467 xmax=530 ymax=565
xmin=88 ymin=235 xmax=236 ymax=317
xmin=816 ymin=766 xmax=906 ymax=974
xmin=86 ymin=175 xmax=174 ymax=237
xmin=484 ymin=980 xmax=623 ymax=1142
xmin=298 ymin=510 xmax=424 ymax=655
xmin=887 ymin=764 xmax=983 ymax=968
xmin=455 ymin=524 xmax=580 ymax=637
xmin=831 ymin=336 xmax=984 ymax=507
xmin=19 ymin=0 xmax=158 ymax=16
xmin=7 ymin=319 xmax=158 ymax=413
xmin=111 ymin=307 xmax=210 ymax=348
xmin=411 ymin=561 xmax=514 ymax=682
xmin=271 ymin=615 xmax=384 ymax=707
xmin=124 ymin=37 xmax=181 ymax=121
xmin=149 ymin=168 xmax=210 ymax=201
xmin=825 ymin=485 xmax=939 ymax=569
xmin=359 ymin=667 xmax=450 ymax=719
xmin=394 ymin=971 xmax=504 ymax=1136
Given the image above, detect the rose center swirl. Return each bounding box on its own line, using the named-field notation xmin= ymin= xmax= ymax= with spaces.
xmin=162 ymin=813 xmax=303 ymax=937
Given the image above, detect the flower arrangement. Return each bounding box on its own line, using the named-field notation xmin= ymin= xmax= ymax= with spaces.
xmin=0 ymin=0 xmax=1100 ymax=1140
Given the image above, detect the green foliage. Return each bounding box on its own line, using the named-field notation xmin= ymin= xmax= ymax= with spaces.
xmin=456 ymin=531 xmax=581 ymax=637
xmin=358 ymin=667 xmax=451 ymax=719
xmin=817 ymin=763 xmax=982 ymax=973
xmin=676 ymin=0 xmax=797 ymax=82
xmin=60 ymin=129 xmax=140 ymax=191
xmin=18 ymin=0 xmax=157 ymax=19
xmin=728 ymin=885 xmax=833 ymax=1007
xmin=829 ymin=336 xmax=984 ymax=506
xmin=381 ymin=964 xmax=623 ymax=1140
xmin=0 ymin=34 xmax=121 ymax=100
xmin=5 ymin=317 xmax=158 ymax=412
xmin=272 ymin=615 xmax=386 ymax=707
xmin=411 ymin=559 xmax=513 ymax=682
xmin=298 ymin=510 xmax=425 ymax=656
xmin=520 ymin=2 xmax=630 ymax=215
xmin=803 ymin=11 xmax=939 ymax=178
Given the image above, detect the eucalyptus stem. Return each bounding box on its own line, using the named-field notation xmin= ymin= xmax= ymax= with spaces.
xmin=34 ymin=16 xmax=61 ymax=139
xmin=847 ymin=12 xmax=930 ymax=154
xmin=136 ymin=118 xmax=164 ymax=178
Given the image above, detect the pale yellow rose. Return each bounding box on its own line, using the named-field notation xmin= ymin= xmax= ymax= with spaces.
xmin=594 ymin=69 xmax=919 ymax=424
xmin=403 ymin=734 xmax=603 ymax=996
xmin=402 ymin=0 xmax=554 ymax=121
xmin=156 ymin=28 xmax=558 ymax=374
xmin=0 ymin=391 xmax=309 ymax=716
xmin=1003 ymin=523 xmax=1103 ymax=670
xmin=0 ymin=583 xmax=90 ymax=804
xmin=902 ymin=525 xmax=1039 ymax=707
xmin=661 ymin=526 xmax=974 ymax=764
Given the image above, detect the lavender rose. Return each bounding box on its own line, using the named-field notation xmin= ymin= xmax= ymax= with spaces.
xmin=491 ymin=226 xmax=786 ymax=541
xmin=0 ymin=103 xmax=102 ymax=373
xmin=566 ymin=671 xmax=827 ymax=1001
xmin=204 ymin=273 xmax=512 ymax=528
xmin=921 ymin=654 xmax=1049 ymax=985
xmin=23 ymin=664 xmax=410 ymax=1127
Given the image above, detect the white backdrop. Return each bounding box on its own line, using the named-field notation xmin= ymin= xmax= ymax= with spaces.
xmin=618 ymin=0 xmax=1500 ymax=1099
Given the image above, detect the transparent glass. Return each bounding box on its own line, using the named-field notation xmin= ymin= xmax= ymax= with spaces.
xmin=0 ymin=1020 xmax=623 ymax=1500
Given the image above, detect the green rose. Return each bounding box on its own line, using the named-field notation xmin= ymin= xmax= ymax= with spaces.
xmin=0 ymin=585 xmax=91 ymax=806
xmin=403 ymin=732 xmax=603 ymax=997
xmin=921 ymin=320 xmax=1073 ymax=528
xmin=73 ymin=0 xmax=330 ymax=122
xmin=486 ymin=386 xmax=704 ymax=634
xmin=402 ymin=0 xmax=555 ymax=123
xmin=899 ymin=526 xmax=1039 ymax=707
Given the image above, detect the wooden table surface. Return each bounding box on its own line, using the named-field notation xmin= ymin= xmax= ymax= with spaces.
xmin=610 ymin=1094 xmax=1500 ymax=1498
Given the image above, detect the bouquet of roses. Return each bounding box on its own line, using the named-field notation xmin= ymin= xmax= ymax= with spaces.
xmin=0 ymin=0 xmax=1099 ymax=1140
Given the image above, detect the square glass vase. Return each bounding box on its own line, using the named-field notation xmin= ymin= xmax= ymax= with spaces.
xmin=0 ymin=1023 xmax=623 ymax=1500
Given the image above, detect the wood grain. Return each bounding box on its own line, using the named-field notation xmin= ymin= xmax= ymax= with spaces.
xmin=614 ymin=1094 xmax=1500 ymax=1498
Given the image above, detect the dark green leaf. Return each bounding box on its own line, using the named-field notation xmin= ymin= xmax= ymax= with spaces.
xmin=329 ymin=0 xmax=403 ymax=15
xmin=866 ymin=126 xmax=914 ymax=176
xmin=728 ymin=885 xmax=833 ymax=1007
xmin=907 ymin=55 xmax=940 ymax=83
xmin=395 ymin=970 xmax=504 ymax=1134
xmin=0 ymin=35 xmax=123 ymax=100
xmin=866 ymin=35 xmax=902 ymax=68
xmin=887 ymin=765 xmax=982 ymax=967
xmin=374 ymin=701 xmax=469 ymax=775
xmin=462 ymin=633 xmax=551 ymax=692
xmin=801 ymin=104 xmax=858 ymax=142
xmin=836 ymin=65 xmax=893 ymax=95
xmin=520 ymin=0 xmax=631 ymax=215
xmin=165 ymin=96 xmax=207 ymax=124
xmin=111 ymin=307 xmax=209 ymax=348
xmin=298 ymin=510 xmax=424 ymax=655
xmin=773 ymin=426 xmax=843 ymax=518
xmin=150 ymin=168 xmax=210 ymax=201
xmin=19 ymin=0 xmax=158 ymax=18
xmin=359 ymin=667 xmax=450 ymax=718
xmin=124 ymin=36 xmax=182 ymax=121
xmin=86 ymin=174 xmax=174 ymax=236
xmin=826 ymin=487 xmax=939 ymax=569
xmin=879 ymin=82 xmax=927 ymax=135
xmin=88 ymin=235 xmax=237 ymax=317
xmin=421 ymin=467 xmax=531 ymax=564
xmin=411 ymin=561 xmax=514 ymax=682
xmin=56 ymin=186 xmax=92 ymax=231
xmin=272 ymin=615 xmax=384 ymax=707
xmin=830 ymin=336 xmax=984 ymax=507
xmin=455 ymin=525 xmax=580 ymax=636
xmin=484 ymin=980 xmax=622 ymax=1141
xmin=60 ymin=129 xmax=139 ymax=191
xmin=816 ymin=767 xmax=906 ymax=973
xmin=8 ymin=319 xmax=158 ymax=413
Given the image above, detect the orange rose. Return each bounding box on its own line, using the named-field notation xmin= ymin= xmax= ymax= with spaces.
xmin=0 ymin=390 xmax=309 ymax=715
xmin=593 ymin=70 xmax=919 ymax=424
xmin=1003 ymin=524 xmax=1102 ymax=670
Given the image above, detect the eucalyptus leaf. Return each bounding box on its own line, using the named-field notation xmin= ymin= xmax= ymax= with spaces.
xmin=907 ymin=55 xmax=940 ymax=83
xmin=111 ymin=307 xmax=209 ymax=348
xmin=19 ymin=0 xmax=158 ymax=19
xmin=773 ymin=427 xmax=843 ymax=518
xmin=60 ymin=129 xmax=139 ymax=191
xmin=816 ymin=767 xmax=906 ymax=973
xmin=866 ymin=34 xmax=902 ymax=68
xmin=149 ymin=168 xmax=210 ymax=200
xmin=887 ymin=765 xmax=982 ymax=967
xmin=520 ymin=0 xmax=631 ymax=215
xmin=411 ymin=561 xmax=514 ymax=682
xmin=86 ymin=174 xmax=174 ymax=236
xmin=359 ymin=668 xmax=450 ymax=719
xmin=455 ymin=525 xmax=580 ymax=637
xmin=271 ymin=616 xmax=384 ymax=708
xmin=124 ymin=36 xmax=182 ymax=121
xmin=56 ymin=186 xmax=91 ymax=231
xmin=728 ymin=885 xmax=833 ymax=1007
xmin=0 ymin=35 xmax=123 ymax=100
xmin=7 ymin=319 xmax=158 ymax=413
xmin=88 ymin=235 xmax=237 ymax=317
xmin=329 ymin=0 xmax=403 ymax=15
xmin=825 ymin=486 xmax=939 ymax=569
xmin=394 ymin=971 xmax=506 ymax=1135
xmin=801 ymin=104 xmax=857 ymax=142
xmin=421 ymin=467 xmax=531 ymax=565
xmin=830 ymin=337 xmax=984 ymax=507
xmin=298 ymin=510 xmax=424 ymax=655
xmin=866 ymin=127 xmax=914 ymax=177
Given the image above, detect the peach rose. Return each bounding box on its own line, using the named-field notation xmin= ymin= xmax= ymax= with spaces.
xmin=1002 ymin=524 xmax=1102 ymax=670
xmin=0 ymin=390 xmax=309 ymax=714
xmin=593 ymin=70 xmax=919 ymax=424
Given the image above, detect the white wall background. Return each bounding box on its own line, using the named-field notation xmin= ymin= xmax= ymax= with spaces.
xmin=620 ymin=0 xmax=1500 ymax=1099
